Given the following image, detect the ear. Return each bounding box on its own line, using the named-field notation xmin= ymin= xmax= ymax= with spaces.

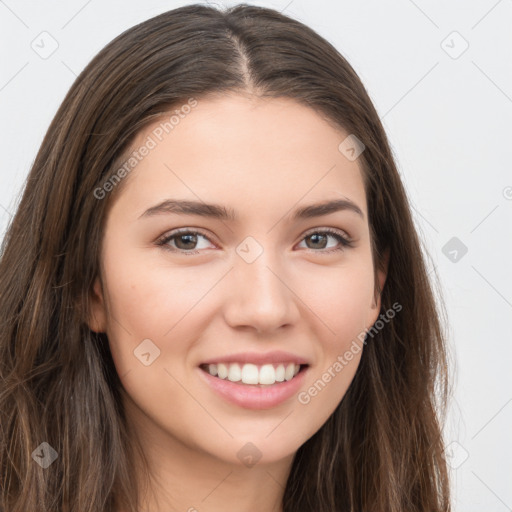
xmin=87 ymin=276 xmax=107 ymax=333
xmin=370 ymin=246 xmax=390 ymax=314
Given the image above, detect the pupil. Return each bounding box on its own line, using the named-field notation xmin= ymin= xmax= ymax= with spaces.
xmin=308 ymin=233 xmax=326 ymax=249
xmin=176 ymin=234 xmax=197 ymax=249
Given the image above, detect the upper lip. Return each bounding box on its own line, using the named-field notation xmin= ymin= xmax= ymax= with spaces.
xmin=200 ymin=350 xmax=310 ymax=366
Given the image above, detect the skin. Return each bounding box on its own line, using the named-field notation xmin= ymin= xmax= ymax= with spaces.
xmin=88 ymin=93 xmax=387 ymax=512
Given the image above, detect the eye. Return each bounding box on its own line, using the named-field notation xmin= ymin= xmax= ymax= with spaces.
xmin=156 ymin=229 xmax=215 ymax=255
xmin=296 ymin=228 xmax=353 ymax=253
xmin=156 ymin=227 xmax=353 ymax=255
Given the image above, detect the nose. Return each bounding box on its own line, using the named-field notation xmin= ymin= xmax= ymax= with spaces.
xmin=222 ymin=248 xmax=300 ymax=334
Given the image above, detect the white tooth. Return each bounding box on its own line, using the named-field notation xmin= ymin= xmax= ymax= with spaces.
xmin=241 ymin=363 xmax=259 ymax=384
xmin=293 ymin=364 xmax=300 ymax=376
xmin=275 ymin=364 xmax=285 ymax=382
xmin=284 ymin=363 xmax=295 ymax=381
xmin=217 ymin=363 xmax=228 ymax=379
xmin=208 ymin=364 xmax=218 ymax=376
xmin=259 ymin=364 xmax=276 ymax=385
xmin=227 ymin=363 xmax=242 ymax=382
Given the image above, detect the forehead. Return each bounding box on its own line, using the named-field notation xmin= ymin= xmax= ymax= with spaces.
xmin=109 ymin=94 xmax=368 ymax=222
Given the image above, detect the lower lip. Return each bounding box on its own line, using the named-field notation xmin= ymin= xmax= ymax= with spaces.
xmin=197 ymin=366 xmax=309 ymax=410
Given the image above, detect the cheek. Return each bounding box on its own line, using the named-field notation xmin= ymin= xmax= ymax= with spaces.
xmin=295 ymin=259 xmax=374 ymax=408
xmin=297 ymin=259 xmax=376 ymax=344
xmin=100 ymin=245 xmax=204 ymax=379
xmin=102 ymin=245 xmax=203 ymax=336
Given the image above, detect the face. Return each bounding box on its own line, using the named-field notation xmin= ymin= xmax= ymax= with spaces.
xmin=88 ymin=94 xmax=386 ymax=469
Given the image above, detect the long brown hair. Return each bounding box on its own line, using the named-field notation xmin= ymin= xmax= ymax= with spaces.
xmin=0 ymin=4 xmax=452 ymax=511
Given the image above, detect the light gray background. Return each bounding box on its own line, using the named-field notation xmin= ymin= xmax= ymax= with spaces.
xmin=1 ymin=1 xmax=511 ymax=509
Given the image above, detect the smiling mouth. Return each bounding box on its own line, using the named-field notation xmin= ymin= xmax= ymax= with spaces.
xmin=199 ymin=362 xmax=308 ymax=387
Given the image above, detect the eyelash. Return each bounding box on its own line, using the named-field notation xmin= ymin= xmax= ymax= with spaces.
xmin=155 ymin=228 xmax=353 ymax=256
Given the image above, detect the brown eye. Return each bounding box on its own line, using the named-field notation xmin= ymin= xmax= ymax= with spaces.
xmin=305 ymin=233 xmax=329 ymax=249
xmin=157 ymin=229 xmax=215 ymax=255
xmin=298 ymin=229 xmax=352 ymax=253
xmin=174 ymin=233 xmax=199 ymax=250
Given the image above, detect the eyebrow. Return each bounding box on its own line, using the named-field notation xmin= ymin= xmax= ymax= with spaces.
xmin=138 ymin=198 xmax=364 ymax=221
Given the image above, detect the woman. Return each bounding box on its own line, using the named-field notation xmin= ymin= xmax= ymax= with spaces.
xmin=0 ymin=4 xmax=452 ymax=511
